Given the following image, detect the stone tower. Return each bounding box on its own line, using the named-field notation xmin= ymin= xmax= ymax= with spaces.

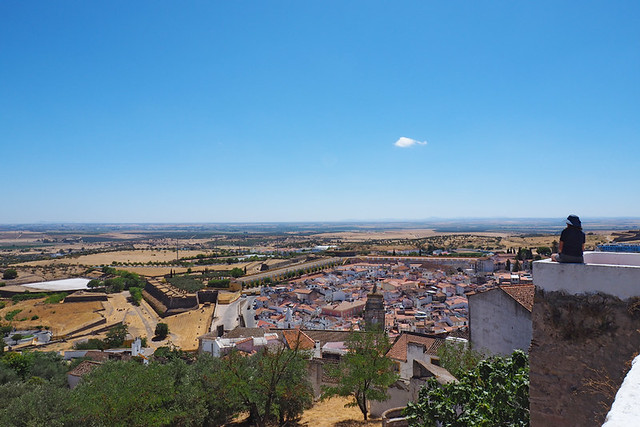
xmin=364 ymin=282 xmax=385 ymax=331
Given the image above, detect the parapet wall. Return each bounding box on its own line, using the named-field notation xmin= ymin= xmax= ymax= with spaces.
xmin=534 ymin=253 xmax=640 ymax=299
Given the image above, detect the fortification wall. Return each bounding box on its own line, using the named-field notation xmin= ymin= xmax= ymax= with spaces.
xmin=64 ymin=293 xmax=108 ymax=303
xmin=196 ymin=289 xmax=218 ymax=304
xmin=143 ymin=278 xmax=199 ymax=316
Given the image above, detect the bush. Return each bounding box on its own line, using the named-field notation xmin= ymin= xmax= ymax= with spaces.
xmin=5 ymin=309 xmax=22 ymax=321
xmin=229 ymin=267 xmax=244 ymax=278
xmin=129 ymin=287 xmax=142 ymax=306
xmin=2 ymin=269 xmax=18 ymax=280
xmin=207 ymin=278 xmax=230 ymax=288
xmin=44 ymin=293 xmax=67 ymax=304
xmin=405 ymin=350 xmax=529 ymax=426
xmin=155 ymin=323 xmax=169 ymax=340
xmin=74 ymin=339 xmax=106 ymax=350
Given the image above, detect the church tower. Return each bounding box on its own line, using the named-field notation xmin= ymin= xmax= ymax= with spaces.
xmin=364 ymin=282 xmax=385 ymax=331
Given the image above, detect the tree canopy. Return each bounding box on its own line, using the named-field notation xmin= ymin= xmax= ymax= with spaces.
xmin=404 ymin=350 xmax=529 ymax=426
xmin=2 ymin=269 xmax=18 ymax=280
xmin=219 ymin=345 xmax=314 ymax=427
xmin=436 ymin=340 xmax=484 ymax=379
xmin=322 ymin=330 xmax=399 ymax=420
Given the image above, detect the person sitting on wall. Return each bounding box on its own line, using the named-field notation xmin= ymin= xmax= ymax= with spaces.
xmin=551 ymin=215 xmax=585 ymax=263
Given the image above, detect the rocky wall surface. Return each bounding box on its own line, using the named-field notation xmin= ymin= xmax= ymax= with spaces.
xmin=530 ymin=289 xmax=640 ymax=426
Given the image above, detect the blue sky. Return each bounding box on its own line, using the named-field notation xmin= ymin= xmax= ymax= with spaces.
xmin=1 ymin=1 xmax=639 ymax=223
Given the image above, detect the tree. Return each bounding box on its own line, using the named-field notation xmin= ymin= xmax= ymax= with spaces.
xmin=155 ymin=323 xmax=169 ymax=340
xmin=513 ymin=259 xmax=521 ymax=272
xmin=220 ymin=345 xmax=313 ymax=427
xmin=404 ymin=350 xmax=529 ymax=426
xmin=192 ymin=355 xmax=243 ymax=425
xmin=207 ymin=278 xmax=230 ymax=288
xmin=0 ymin=381 xmax=70 ymax=427
xmin=537 ymin=246 xmax=552 ymax=257
xmin=87 ymin=279 xmax=102 ymax=289
xmin=322 ymin=330 xmax=399 ymax=420
xmin=104 ymin=324 xmax=128 ymax=348
xmin=506 ymin=259 xmax=511 ymax=271
xmin=129 ymin=287 xmax=142 ymax=306
xmin=2 ymin=269 xmax=17 ymax=280
xmin=436 ymin=340 xmax=485 ymax=379
xmin=70 ymin=360 xmax=207 ymax=426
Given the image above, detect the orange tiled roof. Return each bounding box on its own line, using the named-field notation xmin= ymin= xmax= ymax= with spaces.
xmin=500 ymin=285 xmax=534 ymax=312
xmin=282 ymin=329 xmax=315 ymax=350
xmin=68 ymin=360 xmax=102 ymax=377
xmin=386 ymin=332 xmax=443 ymax=362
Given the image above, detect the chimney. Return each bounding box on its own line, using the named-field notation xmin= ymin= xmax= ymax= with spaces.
xmin=314 ymin=340 xmax=321 ymax=359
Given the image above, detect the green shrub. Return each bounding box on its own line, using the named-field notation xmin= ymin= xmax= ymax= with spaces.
xmin=207 ymin=278 xmax=230 ymax=288
xmin=74 ymin=338 xmax=106 ymax=350
xmin=129 ymin=287 xmax=142 ymax=306
xmin=155 ymin=323 xmax=169 ymax=339
xmin=5 ymin=309 xmax=22 ymax=321
xmin=44 ymin=293 xmax=67 ymax=304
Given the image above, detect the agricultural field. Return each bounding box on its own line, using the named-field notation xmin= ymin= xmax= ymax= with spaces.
xmin=17 ymin=249 xmax=208 ymax=267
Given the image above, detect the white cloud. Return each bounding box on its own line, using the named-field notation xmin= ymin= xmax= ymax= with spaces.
xmin=394 ymin=137 xmax=427 ymax=148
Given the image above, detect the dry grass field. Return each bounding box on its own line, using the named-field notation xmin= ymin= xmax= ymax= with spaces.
xmin=17 ymin=249 xmax=208 ymax=267
xmin=0 ymin=290 xmax=215 ymax=353
xmin=227 ymin=397 xmax=381 ymax=427
xmin=228 ymin=397 xmax=381 ymax=427
xmin=0 ymin=298 xmax=104 ymax=336
xmin=112 ymin=262 xmax=254 ymax=277
xmin=297 ymin=397 xmax=381 ymax=427
xmin=312 ymin=229 xmax=439 ymax=242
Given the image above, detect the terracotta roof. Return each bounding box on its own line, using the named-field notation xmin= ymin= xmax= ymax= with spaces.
xmin=282 ymin=329 xmax=315 ymax=350
xmin=84 ymin=350 xmax=110 ymax=362
xmin=500 ymin=285 xmax=534 ymax=312
xmin=274 ymin=329 xmax=355 ymax=347
xmin=387 ymin=332 xmax=444 ymax=362
xmin=68 ymin=360 xmax=102 ymax=377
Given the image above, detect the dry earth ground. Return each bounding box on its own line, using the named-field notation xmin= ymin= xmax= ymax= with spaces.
xmin=227 ymin=397 xmax=381 ymax=427
xmin=160 ymin=303 xmax=216 ymax=350
xmin=298 ymin=397 xmax=381 ymax=427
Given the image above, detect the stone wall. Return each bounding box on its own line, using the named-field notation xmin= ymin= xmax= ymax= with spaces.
xmin=530 ymin=289 xmax=640 ymax=426
xmin=143 ymin=278 xmax=199 ymax=316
